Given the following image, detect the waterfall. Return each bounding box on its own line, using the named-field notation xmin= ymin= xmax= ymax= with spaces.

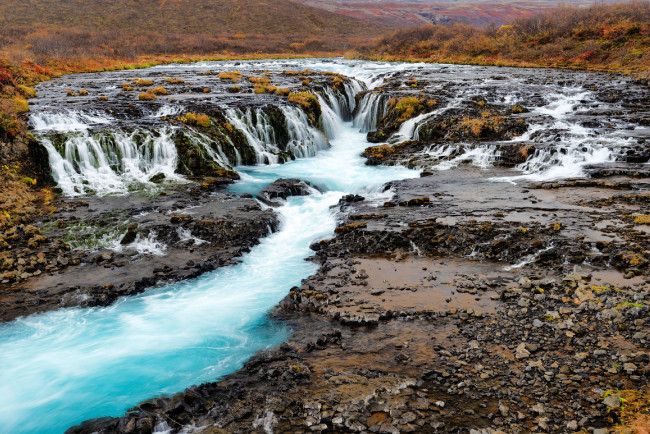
xmin=390 ymin=111 xmax=438 ymax=144
xmin=41 ymin=129 xmax=181 ymax=196
xmin=495 ymin=91 xmax=631 ymax=182
xmin=320 ymin=80 xmax=362 ymax=122
xmin=181 ymin=129 xmax=235 ymax=167
xmin=281 ymin=106 xmax=329 ymax=159
xmin=317 ymin=94 xmax=341 ymax=140
xmin=30 ymin=110 xmax=115 ymax=132
xmin=353 ymin=92 xmax=388 ymax=133
xmin=224 ymin=108 xmax=281 ymax=165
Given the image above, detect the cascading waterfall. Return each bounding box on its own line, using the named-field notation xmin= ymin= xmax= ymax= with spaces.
xmin=35 ymin=83 xmax=362 ymax=196
xmin=390 ymin=110 xmax=438 ymax=144
xmin=437 ymin=145 xmax=502 ymax=170
xmin=498 ymin=90 xmax=631 ymax=181
xmin=181 ymin=128 xmax=236 ymax=167
xmin=317 ymin=94 xmax=343 ymax=139
xmin=30 ymin=110 xmax=115 ymax=132
xmin=4 ymin=59 xmax=646 ymax=434
xmin=321 ymin=82 xmax=361 ymax=122
xmin=353 ymin=92 xmax=388 ymax=133
xmin=280 ymin=106 xmax=329 ymax=158
xmin=41 ymin=128 xmax=181 ymax=196
xmin=224 ymin=108 xmax=281 ymax=164
xmin=374 ymin=83 xmax=636 ymax=181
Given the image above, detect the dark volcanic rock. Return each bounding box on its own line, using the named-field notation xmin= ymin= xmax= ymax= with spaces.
xmin=0 ymin=185 xmax=279 ymax=322
xmin=260 ymin=178 xmax=314 ymax=201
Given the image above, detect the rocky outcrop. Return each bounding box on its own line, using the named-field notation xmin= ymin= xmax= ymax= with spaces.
xmin=0 ymin=185 xmax=279 ymax=322
xmin=260 ymin=178 xmax=314 ymax=201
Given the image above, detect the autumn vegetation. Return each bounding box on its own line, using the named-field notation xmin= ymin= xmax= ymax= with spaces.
xmin=364 ymin=1 xmax=650 ymax=79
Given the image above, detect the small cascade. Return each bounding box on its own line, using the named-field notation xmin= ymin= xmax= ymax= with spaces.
xmin=181 ymin=129 xmax=237 ymax=167
xmin=345 ymin=80 xmax=364 ymax=115
xmin=224 ymin=106 xmax=331 ymax=164
xmin=41 ymin=128 xmax=181 ymax=196
xmin=436 ymin=145 xmax=502 ymax=170
xmin=390 ymin=111 xmax=438 ymax=144
xmin=224 ymin=108 xmax=281 ymax=165
xmin=317 ymin=94 xmax=342 ymax=139
xmin=418 ymin=144 xmax=460 ymax=163
xmin=499 ymin=91 xmax=632 ymax=181
xmin=391 ymin=95 xmax=465 ymax=143
xmin=320 ymin=80 xmax=363 ymax=122
xmin=150 ymin=105 xmax=183 ymax=118
xmin=353 ymin=92 xmax=388 ymax=133
xmin=281 ymin=106 xmax=329 ymax=158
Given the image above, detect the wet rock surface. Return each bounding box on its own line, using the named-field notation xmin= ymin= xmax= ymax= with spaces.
xmin=0 ymin=184 xmax=278 ymax=322
xmin=260 ymin=178 xmax=315 ymax=202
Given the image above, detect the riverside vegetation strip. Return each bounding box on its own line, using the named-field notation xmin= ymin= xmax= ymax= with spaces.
xmin=0 ymin=58 xmax=647 ymax=433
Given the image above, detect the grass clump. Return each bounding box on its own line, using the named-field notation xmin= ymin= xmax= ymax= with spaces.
xmin=149 ymin=86 xmax=168 ymax=95
xmin=134 ymin=78 xmax=153 ymax=86
xmin=138 ymin=92 xmax=157 ymax=100
xmin=389 ymin=96 xmax=425 ymax=122
xmin=288 ymin=91 xmax=317 ymax=110
xmin=164 ymin=77 xmax=184 ymax=84
xmin=248 ymin=76 xmax=271 ymax=84
xmin=634 ymin=215 xmax=650 ymax=225
xmin=11 ymin=97 xmax=29 ymax=114
xmin=218 ymin=71 xmax=243 ymax=82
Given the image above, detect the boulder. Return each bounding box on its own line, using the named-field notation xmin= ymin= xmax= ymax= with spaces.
xmin=261 ymin=178 xmax=313 ymax=201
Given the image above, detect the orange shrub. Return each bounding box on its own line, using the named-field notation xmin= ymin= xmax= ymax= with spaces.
xmin=164 ymin=77 xmax=184 ymax=84
xmin=149 ymin=86 xmax=168 ymax=95
xmin=134 ymin=78 xmax=153 ymax=86
xmin=138 ymin=92 xmax=157 ymax=100
xmin=248 ymin=76 xmax=270 ymax=84
xmin=218 ymin=71 xmax=243 ymax=82
xmin=178 ymin=112 xmax=210 ymax=127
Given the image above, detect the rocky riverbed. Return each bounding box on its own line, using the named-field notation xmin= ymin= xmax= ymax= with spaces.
xmin=70 ymin=167 xmax=650 ymax=434
xmin=2 ymin=59 xmax=649 ymax=433
xmin=63 ymin=62 xmax=650 ymax=433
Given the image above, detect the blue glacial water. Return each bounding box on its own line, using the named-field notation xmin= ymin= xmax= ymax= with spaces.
xmin=0 ymin=69 xmax=416 ymax=433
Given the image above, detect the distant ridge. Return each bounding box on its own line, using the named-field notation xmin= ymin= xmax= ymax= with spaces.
xmin=296 ymin=0 xmax=597 ymax=27
xmin=0 ymin=0 xmax=382 ymax=36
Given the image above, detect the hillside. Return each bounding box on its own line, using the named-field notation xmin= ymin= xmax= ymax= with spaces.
xmin=0 ymin=0 xmax=386 ymax=60
xmin=363 ymin=1 xmax=650 ymax=77
xmin=0 ymin=0 xmax=380 ymax=37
